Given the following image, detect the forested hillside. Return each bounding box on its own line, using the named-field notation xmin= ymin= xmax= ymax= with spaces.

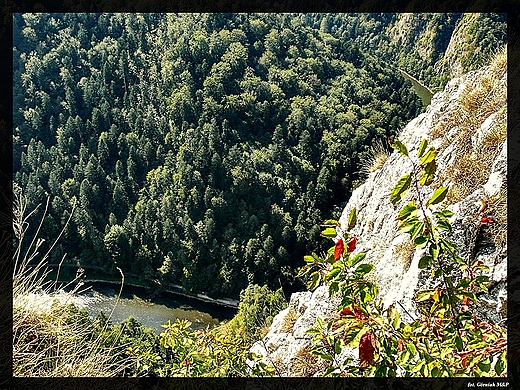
xmin=13 ymin=13 xmax=506 ymax=298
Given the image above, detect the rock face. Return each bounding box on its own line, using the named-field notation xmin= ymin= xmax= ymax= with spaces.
xmin=249 ymin=63 xmax=507 ymax=376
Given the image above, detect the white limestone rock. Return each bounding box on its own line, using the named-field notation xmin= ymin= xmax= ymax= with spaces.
xmin=250 ymin=66 xmax=507 ymax=376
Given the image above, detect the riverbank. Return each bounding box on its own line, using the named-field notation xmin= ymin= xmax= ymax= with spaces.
xmin=43 ymin=263 xmax=240 ymax=309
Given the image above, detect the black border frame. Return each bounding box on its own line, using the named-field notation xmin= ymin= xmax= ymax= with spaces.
xmin=1 ymin=1 xmax=517 ymax=389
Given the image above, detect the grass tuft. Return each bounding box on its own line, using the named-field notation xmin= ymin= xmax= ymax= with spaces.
xmin=12 ymin=184 xmax=129 ymax=377
xmin=394 ymin=238 xmax=416 ymax=271
xmin=280 ymin=307 xmax=299 ymax=333
xmin=291 ymin=347 xmax=326 ymax=377
xmin=360 ymin=139 xmax=391 ymax=178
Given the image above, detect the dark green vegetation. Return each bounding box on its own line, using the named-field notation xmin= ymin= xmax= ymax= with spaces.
xmin=13 ymin=13 xmax=506 ymax=298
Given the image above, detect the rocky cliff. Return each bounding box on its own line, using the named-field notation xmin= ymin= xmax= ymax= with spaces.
xmin=249 ymin=53 xmax=507 ymax=376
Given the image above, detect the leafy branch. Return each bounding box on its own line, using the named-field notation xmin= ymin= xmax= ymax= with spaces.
xmin=297 ymin=138 xmax=507 ymax=377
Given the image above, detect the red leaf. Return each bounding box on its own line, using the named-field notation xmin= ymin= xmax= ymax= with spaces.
xmin=457 ymin=351 xmax=473 ymax=368
xmin=480 ymin=217 xmax=494 ymax=225
xmin=397 ymin=338 xmax=404 ymax=352
xmin=352 ymin=304 xmax=366 ymax=320
xmin=359 ymin=332 xmax=375 ymax=368
xmin=340 ymin=307 xmax=354 ymax=317
xmin=347 ymin=236 xmax=357 ymax=253
xmin=334 ymin=239 xmax=345 ymax=261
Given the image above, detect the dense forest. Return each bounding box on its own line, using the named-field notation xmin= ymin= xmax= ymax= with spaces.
xmin=13 ymin=13 xmax=506 ymax=298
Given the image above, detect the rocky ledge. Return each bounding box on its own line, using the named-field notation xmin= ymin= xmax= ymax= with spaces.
xmin=249 ymin=63 xmax=507 ymax=376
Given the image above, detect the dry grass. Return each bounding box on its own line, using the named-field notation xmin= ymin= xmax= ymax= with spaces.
xmin=360 ymin=139 xmax=391 ymax=178
xmin=432 ymin=45 xmax=506 ymax=143
xmin=432 ymin=46 xmax=507 ymax=206
xmin=258 ymin=324 xmax=271 ymax=339
xmin=394 ymin=238 xmax=416 ymax=271
xmin=13 ymin=302 xmax=127 ymax=377
xmin=484 ymin=187 xmax=507 ymax=249
xmin=279 ymin=307 xmax=299 ymax=333
xmin=268 ymin=355 xmax=287 ymax=374
xmin=443 ymin=118 xmax=506 ymax=206
xmin=12 ymin=184 xmax=129 ymax=377
xmin=290 ymin=347 xmax=325 ymax=377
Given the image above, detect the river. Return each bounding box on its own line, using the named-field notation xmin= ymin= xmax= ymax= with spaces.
xmin=26 ymin=280 xmax=238 ymax=334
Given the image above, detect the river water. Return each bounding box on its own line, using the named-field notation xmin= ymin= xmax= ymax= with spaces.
xmin=22 ymin=281 xmax=237 ymax=334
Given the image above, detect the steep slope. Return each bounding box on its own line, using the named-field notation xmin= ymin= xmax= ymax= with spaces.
xmin=249 ymin=52 xmax=507 ymax=376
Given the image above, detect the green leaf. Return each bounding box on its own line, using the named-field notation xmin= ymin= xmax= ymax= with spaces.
xmin=475 ymin=275 xmax=490 ymax=284
xmin=316 ymin=351 xmax=333 ymax=361
xmin=360 ymin=287 xmax=375 ymax=303
xmin=417 ymin=139 xmax=428 ymax=158
xmin=397 ymin=200 xmax=418 ymax=220
xmin=420 ymin=147 xmax=437 ymax=165
xmin=419 ymin=255 xmax=433 ymax=269
xmin=411 ymin=360 xmax=425 ymax=373
xmin=440 ymin=209 xmax=454 ymax=218
xmin=355 ymin=263 xmax=373 ymax=276
xmin=306 ymin=327 xmax=321 ymax=335
xmin=323 ymin=219 xmax=340 ymax=226
xmin=307 ymin=271 xmax=321 ymax=291
xmin=391 ymin=139 xmax=409 ymax=157
xmin=455 ymin=335 xmax=464 ymax=351
xmin=478 ymin=358 xmax=491 ymax=373
xmin=304 ymin=255 xmax=315 ymax=263
xmin=321 ymin=227 xmax=337 ymax=238
xmin=458 ymin=278 xmax=471 ymax=289
xmin=414 ymin=235 xmax=428 ymax=247
xmin=439 ymin=239 xmax=457 ymax=252
xmin=495 ymin=350 xmax=506 ymax=375
xmin=387 ymin=306 xmax=401 ymax=330
xmin=316 ymin=316 xmax=325 ymax=330
xmin=347 ymin=252 xmax=366 ymax=268
xmin=344 ymin=324 xmax=369 ymax=347
xmin=436 ymin=219 xmax=452 ymax=232
xmin=399 ymin=218 xmax=419 ymax=233
xmin=429 ymin=243 xmax=439 ymax=260
xmin=406 ymin=342 xmax=417 ymax=356
xmin=475 ymin=275 xmax=489 ymax=293
xmin=399 ymin=350 xmax=411 ymax=365
xmin=419 ymin=159 xmax=437 ymax=186
xmin=369 ymin=283 xmax=378 ymax=300
xmin=312 ymin=252 xmax=322 ymax=261
xmin=334 ymin=339 xmax=343 ymax=355
xmin=390 ymin=174 xmax=412 ymax=205
xmin=347 ymin=208 xmax=357 ymax=231
xmin=416 ymin=290 xmax=434 ymax=302
xmin=326 ymin=267 xmax=341 ymax=281
xmin=322 ymin=366 xmax=337 ymax=377
xmin=426 ymin=186 xmax=449 ymax=207
xmin=329 ymin=281 xmax=339 ymax=296
xmin=431 ymin=367 xmax=441 ymax=377
xmin=410 ymin=221 xmax=425 ymax=241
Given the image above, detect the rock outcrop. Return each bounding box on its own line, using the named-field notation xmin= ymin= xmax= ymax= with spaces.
xmin=249 ymin=61 xmax=507 ymax=376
